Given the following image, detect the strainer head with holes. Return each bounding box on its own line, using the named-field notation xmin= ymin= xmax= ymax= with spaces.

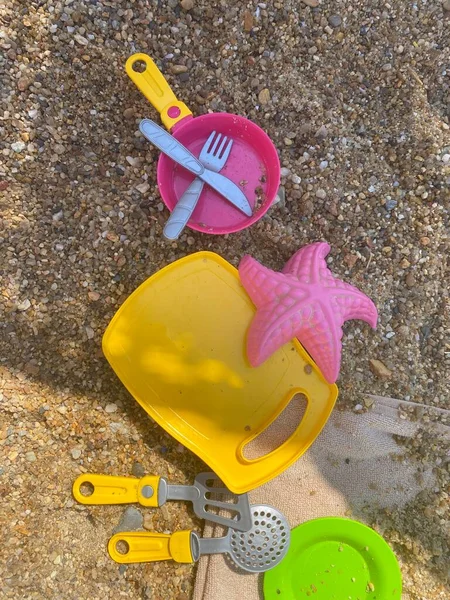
xmin=230 ymin=505 xmax=290 ymax=573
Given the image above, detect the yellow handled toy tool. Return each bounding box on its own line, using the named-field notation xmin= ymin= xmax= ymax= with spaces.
xmin=73 ymin=471 xmax=252 ymax=532
xmin=108 ymin=504 xmax=290 ymax=573
xmin=125 ymin=53 xmax=192 ymax=131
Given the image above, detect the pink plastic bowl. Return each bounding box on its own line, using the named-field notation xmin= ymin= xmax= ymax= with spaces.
xmin=157 ymin=112 xmax=280 ymax=235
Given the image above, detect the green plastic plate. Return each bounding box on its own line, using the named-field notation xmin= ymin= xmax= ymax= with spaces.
xmin=264 ymin=518 xmax=402 ymax=600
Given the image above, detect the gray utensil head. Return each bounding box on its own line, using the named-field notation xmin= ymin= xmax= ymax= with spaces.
xmin=194 ymin=472 xmax=253 ymax=532
xmin=228 ymin=504 xmax=290 ymax=573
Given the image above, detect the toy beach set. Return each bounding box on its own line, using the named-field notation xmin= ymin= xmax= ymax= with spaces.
xmin=72 ymin=55 xmax=402 ymax=598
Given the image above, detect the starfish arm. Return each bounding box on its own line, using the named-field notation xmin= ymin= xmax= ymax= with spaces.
xmin=296 ymin=299 xmax=343 ymax=384
xmin=247 ymin=299 xmax=343 ymax=384
xmin=298 ymin=325 xmax=342 ymax=384
xmin=332 ymin=289 xmax=378 ymax=328
xmin=282 ymin=242 xmax=332 ymax=284
xmin=239 ymin=255 xmax=296 ymax=307
xmin=246 ymin=303 xmax=314 ymax=367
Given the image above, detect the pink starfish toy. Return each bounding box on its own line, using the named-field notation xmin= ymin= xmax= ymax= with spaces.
xmin=239 ymin=242 xmax=378 ymax=384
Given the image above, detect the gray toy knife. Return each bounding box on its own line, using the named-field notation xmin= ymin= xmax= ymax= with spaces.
xmin=139 ymin=119 xmax=252 ymax=217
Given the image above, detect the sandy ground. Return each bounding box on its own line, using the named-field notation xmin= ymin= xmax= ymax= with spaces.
xmin=1 ymin=1 xmax=449 ymax=599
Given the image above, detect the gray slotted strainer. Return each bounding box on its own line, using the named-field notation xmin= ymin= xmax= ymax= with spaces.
xmin=196 ymin=504 xmax=291 ymax=572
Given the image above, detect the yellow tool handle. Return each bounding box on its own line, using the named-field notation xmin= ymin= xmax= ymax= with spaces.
xmin=125 ymin=53 xmax=192 ymax=130
xmin=108 ymin=530 xmax=195 ymax=564
xmin=72 ymin=474 xmax=162 ymax=507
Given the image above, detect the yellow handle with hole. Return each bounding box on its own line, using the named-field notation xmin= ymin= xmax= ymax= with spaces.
xmin=72 ymin=474 xmax=162 ymax=507
xmin=108 ymin=530 xmax=194 ymax=564
xmin=125 ymin=53 xmax=192 ymax=130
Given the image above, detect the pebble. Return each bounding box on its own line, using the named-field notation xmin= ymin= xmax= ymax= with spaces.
xmin=11 ymin=141 xmax=26 ymax=153
xmin=344 ymin=253 xmax=358 ymax=268
xmin=302 ymin=0 xmax=319 ymax=7
xmin=170 ymin=64 xmax=188 ymax=74
xmin=258 ymin=88 xmax=271 ymax=105
xmin=110 ymin=422 xmax=128 ymax=435
xmin=369 ymin=359 xmax=392 ymax=380
xmin=443 ymin=0 xmax=450 ymax=11
xmin=280 ymin=167 xmax=291 ymax=177
xmin=88 ymin=291 xmax=100 ymax=302
xmin=301 ymin=199 xmax=315 ymax=216
xmin=143 ymin=513 xmax=154 ymax=530
xmin=405 ymin=272 xmax=416 ymax=288
xmin=180 ymin=0 xmax=194 ymax=9
xmin=328 ymin=15 xmax=342 ymax=28
xmin=17 ymin=299 xmax=31 ymax=311
xmin=442 ymin=153 xmax=450 ymax=164
xmin=74 ymin=34 xmax=88 ymax=46
xmin=244 ymin=10 xmax=253 ymax=32
xmin=273 ymin=186 xmax=286 ymax=207
xmin=132 ymin=462 xmax=146 ymax=478
xmin=284 ymin=138 xmax=293 ymax=146
xmin=316 ymin=189 xmax=327 ymax=199
xmin=315 ymin=125 xmax=328 ymax=139
xmin=126 ymin=156 xmax=141 ymax=167
xmin=113 ymin=507 xmax=143 ymax=534
xmin=17 ymin=77 xmax=32 ymax=92
xmin=385 ymin=199 xmax=397 ymax=211
xmin=363 ymin=397 xmax=374 ymax=408
xmin=135 ymin=182 xmax=150 ymax=194
xmin=71 ymin=448 xmax=82 ymax=459
xmin=123 ymin=108 xmax=135 ymax=120
xmin=25 ymin=451 xmax=37 ymax=462
xmin=291 ymin=174 xmax=302 ymax=184
xmin=397 ymin=325 xmax=410 ymax=338
xmin=353 ymin=403 xmax=364 ymax=413
xmin=105 ymin=403 xmax=118 ymax=413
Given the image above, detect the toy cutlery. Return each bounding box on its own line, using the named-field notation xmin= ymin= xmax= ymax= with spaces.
xmin=139 ymin=119 xmax=252 ymax=217
xmin=164 ymin=131 xmax=233 ymax=240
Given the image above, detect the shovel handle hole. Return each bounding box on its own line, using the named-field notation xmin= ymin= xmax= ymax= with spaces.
xmin=132 ymin=60 xmax=147 ymax=73
xmin=79 ymin=481 xmax=94 ymax=497
xmin=115 ymin=540 xmax=130 ymax=555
